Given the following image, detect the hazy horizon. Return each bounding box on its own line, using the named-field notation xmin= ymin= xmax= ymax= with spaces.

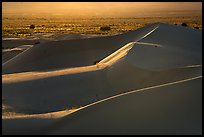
xmin=2 ymin=2 xmax=202 ymax=17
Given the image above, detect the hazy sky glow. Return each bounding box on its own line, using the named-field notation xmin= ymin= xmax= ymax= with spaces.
xmin=2 ymin=2 xmax=202 ymax=17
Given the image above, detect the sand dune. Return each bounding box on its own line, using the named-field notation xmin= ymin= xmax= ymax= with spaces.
xmin=2 ymin=76 xmax=202 ymax=135
xmin=47 ymin=76 xmax=202 ymax=135
xmin=2 ymin=23 xmax=158 ymax=74
xmin=2 ymin=42 xmax=134 ymax=83
xmin=2 ymin=23 xmax=202 ymax=135
xmin=1 ymin=34 xmax=98 ymax=65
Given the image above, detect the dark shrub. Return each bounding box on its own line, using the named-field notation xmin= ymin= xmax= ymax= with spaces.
xmin=181 ymin=23 xmax=188 ymax=27
xmin=30 ymin=24 xmax=35 ymax=29
xmin=100 ymin=26 xmax=111 ymax=31
xmin=194 ymin=26 xmax=199 ymax=29
xmin=34 ymin=41 xmax=40 ymax=44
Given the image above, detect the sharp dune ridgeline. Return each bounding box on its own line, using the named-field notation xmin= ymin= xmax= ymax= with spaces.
xmin=2 ymin=23 xmax=202 ymax=135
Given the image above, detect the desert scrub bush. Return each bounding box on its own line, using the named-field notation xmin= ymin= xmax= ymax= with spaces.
xmin=181 ymin=22 xmax=188 ymax=27
xmin=30 ymin=24 xmax=35 ymax=29
xmin=194 ymin=26 xmax=199 ymax=29
xmin=100 ymin=26 xmax=111 ymax=31
xmin=34 ymin=41 xmax=40 ymax=44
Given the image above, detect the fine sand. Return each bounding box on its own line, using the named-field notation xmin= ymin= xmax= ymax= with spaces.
xmin=2 ymin=23 xmax=202 ymax=135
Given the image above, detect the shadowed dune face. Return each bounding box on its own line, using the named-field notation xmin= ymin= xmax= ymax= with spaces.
xmin=3 ymin=77 xmax=202 ymax=135
xmin=2 ymin=39 xmax=41 ymax=49
xmin=107 ymin=57 xmax=202 ymax=92
xmin=46 ymin=77 xmax=202 ymax=135
xmin=2 ymin=23 xmax=202 ymax=135
xmin=2 ymin=45 xmax=34 ymax=64
xmin=139 ymin=23 xmax=202 ymax=51
xmin=124 ymin=23 xmax=202 ymax=72
xmin=2 ymin=69 xmax=110 ymax=114
xmin=2 ymin=50 xmax=22 ymax=64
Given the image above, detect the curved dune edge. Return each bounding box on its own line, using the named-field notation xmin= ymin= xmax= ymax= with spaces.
xmin=2 ymin=76 xmax=202 ymax=135
xmin=2 ymin=75 xmax=202 ymax=120
xmin=3 ymin=65 xmax=202 ymax=118
xmin=47 ymin=77 xmax=202 ymax=135
xmin=2 ymin=65 xmax=102 ymax=83
xmin=2 ymin=41 xmax=164 ymax=84
xmin=2 ymin=41 xmax=135 ymax=83
xmin=2 ymin=108 xmax=78 ymax=119
xmin=59 ymin=75 xmax=202 ymax=118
